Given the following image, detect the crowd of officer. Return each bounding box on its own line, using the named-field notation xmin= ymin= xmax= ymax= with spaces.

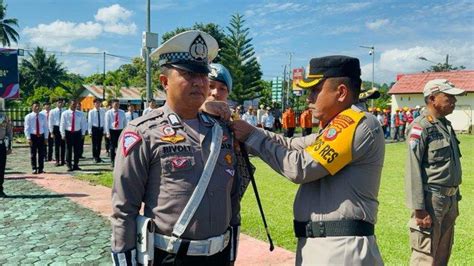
xmin=0 ymin=29 xmax=466 ymax=266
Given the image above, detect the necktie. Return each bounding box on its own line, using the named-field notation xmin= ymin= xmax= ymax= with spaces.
xmin=71 ymin=111 xmax=75 ymax=132
xmin=59 ymin=108 xmax=62 ymax=124
xmin=97 ymin=109 xmax=101 ymax=128
xmin=36 ymin=113 xmax=40 ymax=136
xmin=114 ymin=111 xmax=119 ymax=129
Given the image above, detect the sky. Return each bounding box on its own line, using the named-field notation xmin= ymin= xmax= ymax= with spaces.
xmin=5 ymin=0 xmax=474 ymax=84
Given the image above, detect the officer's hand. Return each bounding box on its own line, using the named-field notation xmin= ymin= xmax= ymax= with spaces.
xmin=200 ymin=100 xmax=231 ymax=121
xmin=415 ymin=209 xmax=432 ymax=228
xmin=7 ymin=149 xmax=12 ymax=155
xmin=231 ymin=120 xmax=256 ymax=141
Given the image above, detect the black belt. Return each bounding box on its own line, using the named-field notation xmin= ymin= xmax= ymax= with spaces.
xmin=294 ymin=220 xmax=374 ymax=238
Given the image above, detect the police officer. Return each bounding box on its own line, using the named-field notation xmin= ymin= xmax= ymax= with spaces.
xmin=208 ymin=63 xmax=232 ymax=102
xmin=24 ymin=101 xmax=49 ymax=174
xmin=405 ymin=79 xmax=465 ymax=265
xmin=49 ymin=98 xmax=66 ymax=166
xmin=232 ymin=56 xmax=385 ymax=265
xmin=0 ymin=99 xmax=13 ymax=197
xmin=88 ymin=98 xmax=106 ymax=163
xmin=60 ymin=99 xmax=87 ymax=171
xmin=111 ymin=30 xmax=241 ymax=265
xmin=105 ymin=99 xmax=126 ymax=167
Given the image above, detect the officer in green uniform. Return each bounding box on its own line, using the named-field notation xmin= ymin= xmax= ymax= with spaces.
xmin=0 ymin=99 xmax=13 ymax=197
xmin=111 ymin=30 xmax=241 ymax=265
xmin=405 ymin=79 xmax=465 ymax=265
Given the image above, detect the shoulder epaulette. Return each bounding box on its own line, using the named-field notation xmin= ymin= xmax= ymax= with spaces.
xmin=129 ymin=109 xmax=164 ymax=127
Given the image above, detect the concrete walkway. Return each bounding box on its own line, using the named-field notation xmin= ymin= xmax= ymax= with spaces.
xmin=1 ymin=145 xmax=295 ymax=265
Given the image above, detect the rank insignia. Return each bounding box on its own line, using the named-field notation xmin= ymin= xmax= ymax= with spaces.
xmin=167 ymin=113 xmax=182 ymax=128
xmin=161 ymin=125 xmax=175 ymax=136
xmin=161 ymin=134 xmax=186 ymax=144
xmin=225 ymin=169 xmax=235 ymax=176
xmin=122 ymin=131 xmax=142 ymax=156
xmin=224 ymin=153 xmax=233 ymax=165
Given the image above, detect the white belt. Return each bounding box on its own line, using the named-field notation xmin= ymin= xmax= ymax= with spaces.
xmin=154 ymin=231 xmax=230 ymax=256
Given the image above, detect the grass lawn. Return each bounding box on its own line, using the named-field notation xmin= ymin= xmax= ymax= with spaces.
xmin=77 ymin=135 xmax=474 ymax=264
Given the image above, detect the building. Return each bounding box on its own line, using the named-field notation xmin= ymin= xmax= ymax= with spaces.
xmin=78 ymin=85 xmax=166 ymax=111
xmin=389 ymin=71 xmax=474 ymax=133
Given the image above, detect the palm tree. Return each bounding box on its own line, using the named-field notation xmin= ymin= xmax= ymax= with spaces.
xmin=20 ymin=47 xmax=67 ymax=98
xmin=105 ymin=71 xmax=128 ymax=99
xmin=0 ymin=0 xmax=19 ymax=47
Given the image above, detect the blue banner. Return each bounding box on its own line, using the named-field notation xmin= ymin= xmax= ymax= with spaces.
xmin=0 ymin=48 xmax=20 ymax=99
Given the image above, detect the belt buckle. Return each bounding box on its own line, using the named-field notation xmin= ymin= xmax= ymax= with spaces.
xmin=312 ymin=222 xmax=326 ymax=237
xmin=208 ymin=235 xmax=222 ymax=255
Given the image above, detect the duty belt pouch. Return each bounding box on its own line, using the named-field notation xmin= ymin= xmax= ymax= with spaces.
xmin=136 ymin=215 xmax=155 ymax=265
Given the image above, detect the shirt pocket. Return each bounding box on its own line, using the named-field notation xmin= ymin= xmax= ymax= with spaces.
xmin=427 ymin=139 xmax=450 ymax=163
xmin=161 ymin=155 xmax=197 ymax=193
xmin=208 ymin=152 xmax=234 ymax=191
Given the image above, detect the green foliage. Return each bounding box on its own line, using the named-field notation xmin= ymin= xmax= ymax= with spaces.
xmin=26 ymin=86 xmax=53 ymax=106
xmin=84 ymin=73 xmax=104 ymax=85
xmin=221 ymin=14 xmax=263 ymax=105
xmin=362 ymin=81 xmax=393 ymax=109
xmin=425 ymin=63 xmax=466 ymax=72
xmin=0 ymin=0 xmax=19 ymax=47
xmin=104 ymin=70 xmax=128 ymax=100
xmin=257 ymin=80 xmax=272 ymax=107
xmin=20 ymin=47 xmax=67 ymax=99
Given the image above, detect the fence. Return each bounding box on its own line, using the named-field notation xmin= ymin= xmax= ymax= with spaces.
xmin=4 ymin=108 xmax=30 ymax=136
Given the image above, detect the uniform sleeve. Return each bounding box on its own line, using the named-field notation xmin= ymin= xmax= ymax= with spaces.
xmin=111 ymin=125 xmax=151 ymax=253
xmin=104 ymin=111 xmax=110 ymax=135
xmin=24 ymin=114 xmax=30 ymax=140
xmin=404 ymin=122 xmax=427 ymax=210
xmin=59 ymin=113 xmax=65 ymax=138
xmin=88 ymin=110 xmax=93 ymax=133
xmin=245 ymin=128 xmax=329 ymax=184
xmin=255 ymin=127 xmax=316 ymax=150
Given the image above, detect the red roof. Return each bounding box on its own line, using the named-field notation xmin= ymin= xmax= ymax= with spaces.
xmin=389 ymin=70 xmax=474 ymax=94
xmin=83 ymin=85 xmax=166 ymax=100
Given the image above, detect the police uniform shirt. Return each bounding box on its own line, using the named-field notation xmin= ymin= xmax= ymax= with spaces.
xmin=111 ymin=105 xmax=240 ymax=253
xmin=59 ymin=110 xmax=87 ymax=137
xmin=243 ymin=105 xmax=384 ymax=264
xmin=24 ymin=112 xmax=49 ymax=139
xmin=0 ymin=113 xmax=13 ymax=145
xmin=48 ymin=107 xmax=64 ymax=132
xmin=88 ymin=108 xmax=106 ymax=132
xmin=104 ymin=109 xmax=126 ymax=134
xmin=405 ymin=110 xmax=462 ymax=210
xmin=125 ymin=111 xmax=139 ymax=125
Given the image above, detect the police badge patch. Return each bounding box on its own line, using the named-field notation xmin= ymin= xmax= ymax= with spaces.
xmin=122 ymin=131 xmax=142 ymax=156
xmin=189 ymin=34 xmax=208 ymax=61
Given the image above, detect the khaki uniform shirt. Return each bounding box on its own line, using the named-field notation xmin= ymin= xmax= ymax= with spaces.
xmin=244 ymin=105 xmax=385 ymax=264
xmin=405 ymin=110 xmax=462 ymax=210
xmin=111 ymin=105 xmax=240 ymax=253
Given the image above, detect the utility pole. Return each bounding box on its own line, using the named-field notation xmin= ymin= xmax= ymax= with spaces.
xmin=445 ymin=54 xmax=449 ymax=71
xmin=102 ymin=51 xmax=106 ymax=100
xmin=282 ymin=65 xmax=287 ymax=113
xmin=143 ymin=0 xmax=158 ymax=104
xmin=286 ymin=52 xmax=294 ymax=108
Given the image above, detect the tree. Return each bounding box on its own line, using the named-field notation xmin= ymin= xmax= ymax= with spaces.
xmin=257 ymin=80 xmax=272 ymax=107
xmin=0 ymin=0 xmax=19 ymax=47
xmin=104 ymin=70 xmax=128 ymax=99
xmin=425 ymin=63 xmax=466 ymax=72
xmin=221 ymin=14 xmax=263 ymax=105
xmin=20 ymin=47 xmax=66 ymax=98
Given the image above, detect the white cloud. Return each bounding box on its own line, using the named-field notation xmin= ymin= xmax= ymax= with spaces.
xmin=366 ymin=19 xmax=389 ymax=30
xmin=23 ymin=20 xmax=102 ymax=48
xmin=94 ymin=4 xmax=133 ymax=24
xmin=94 ymin=4 xmax=137 ymax=35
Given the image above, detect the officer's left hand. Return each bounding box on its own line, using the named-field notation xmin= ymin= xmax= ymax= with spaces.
xmin=200 ymin=100 xmax=231 ymax=121
xmin=231 ymin=120 xmax=256 ymax=141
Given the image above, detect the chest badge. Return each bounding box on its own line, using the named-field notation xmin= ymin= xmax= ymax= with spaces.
xmin=161 ymin=125 xmax=176 ymax=136
xmin=161 ymin=134 xmax=186 ymax=144
xmin=224 ymin=153 xmax=233 ymax=165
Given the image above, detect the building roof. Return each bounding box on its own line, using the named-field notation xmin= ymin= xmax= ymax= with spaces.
xmin=82 ymin=85 xmax=166 ymax=100
xmin=389 ymin=70 xmax=474 ymax=94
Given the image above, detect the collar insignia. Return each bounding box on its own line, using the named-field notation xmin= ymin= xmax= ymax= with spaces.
xmin=161 ymin=125 xmax=176 ymax=137
xmin=224 ymin=153 xmax=233 ymax=165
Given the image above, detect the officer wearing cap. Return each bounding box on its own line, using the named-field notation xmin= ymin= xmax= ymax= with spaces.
xmin=405 ymin=79 xmax=465 ymax=265
xmin=208 ymin=63 xmax=232 ymax=102
xmin=111 ymin=30 xmax=241 ymax=265
xmin=0 ymin=98 xmax=13 ymax=197
xmin=232 ymin=55 xmax=384 ymax=265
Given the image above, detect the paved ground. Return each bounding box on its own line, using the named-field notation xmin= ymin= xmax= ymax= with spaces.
xmin=1 ymin=143 xmax=295 ymax=265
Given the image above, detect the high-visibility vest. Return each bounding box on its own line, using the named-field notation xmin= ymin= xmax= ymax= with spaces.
xmin=282 ymin=110 xmax=296 ymax=129
xmin=300 ymin=110 xmax=313 ymax=128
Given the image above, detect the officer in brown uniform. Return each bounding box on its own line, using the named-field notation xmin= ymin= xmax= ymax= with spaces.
xmin=0 ymin=99 xmax=13 ymax=197
xmin=232 ymin=56 xmax=385 ymax=265
xmin=405 ymin=79 xmax=465 ymax=265
xmin=111 ymin=30 xmax=241 ymax=265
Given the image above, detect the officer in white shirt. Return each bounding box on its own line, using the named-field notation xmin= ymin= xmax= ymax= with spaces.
xmin=125 ymin=103 xmax=139 ymax=125
xmin=105 ymin=99 xmax=126 ymax=166
xmin=24 ymin=101 xmax=49 ymax=174
xmin=49 ymin=98 xmax=66 ymax=166
xmin=60 ymin=99 xmax=87 ymax=171
xmin=76 ymin=102 xmax=87 ymax=159
xmin=142 ymin=99 xmax=157 ymax=116
xmin=88 ymin=98 xmax=106 ymax=163
xmin=40 ymin=102 xmax=53 ymax=161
